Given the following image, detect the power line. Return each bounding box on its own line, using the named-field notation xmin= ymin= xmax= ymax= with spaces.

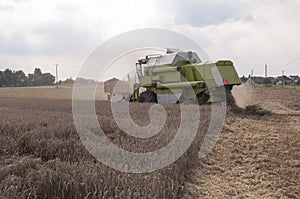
xmin=282 ymin=56 xmax=300 ymax=68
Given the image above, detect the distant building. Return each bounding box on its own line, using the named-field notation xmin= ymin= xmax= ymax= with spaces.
xmin=245 ymin=76 xmax=265 ymax=84
xmin=245 ymin=75 xmax=299 ymax=86
xmin=104 ymin=78 xmax=132 ymax=100
xmin=268 ymin=77 xmax=276 ymax=84
xmin=275 ymin=76 xmax=294 ymax=85
xmin=104 ymin=78 xmax=119 ymax=94
xmin=289 ymin=75 xmax=300 ymax=83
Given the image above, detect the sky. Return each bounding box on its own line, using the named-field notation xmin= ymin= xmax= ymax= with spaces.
xmin=0 ymin=0 xmax=299 ymax=80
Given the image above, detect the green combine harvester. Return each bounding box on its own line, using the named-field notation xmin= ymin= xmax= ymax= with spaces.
xmin=129 ymin=49 xmax=241 ymax=104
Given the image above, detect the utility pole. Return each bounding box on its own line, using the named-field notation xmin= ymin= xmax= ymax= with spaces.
xmin=280 ymin=70 xmax=285 ymax=77
xmin=265 ymin=64 xmax=268 ymax=78
xmin=55 ymin=64 xmax=59 ymax=88
xmin=251 ymin=69 xmax=254 ymax=84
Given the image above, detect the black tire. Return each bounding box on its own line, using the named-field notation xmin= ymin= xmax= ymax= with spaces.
xmin=139 ymin=91 xmax=157 ymax=103
xmin=178 ymin=95 xmax=196 ymax=105
xmin=225 ymin=86 xmax=237 ymax=107
xmin=196 ymin=92 xmax=210 ymax=105
xmin=211 ymin=85 xmax=236 ymax=106
xmin=129 ymin=95 xmax=134 ymax=102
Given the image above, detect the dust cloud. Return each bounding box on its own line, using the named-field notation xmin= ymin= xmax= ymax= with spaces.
xmin=232 ymin=84 xmax=254 ymax=108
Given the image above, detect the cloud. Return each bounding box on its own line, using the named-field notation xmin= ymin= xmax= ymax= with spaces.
xmin=162 ymin=0 xmax=300 ymax=76
xmin=0 ymin=21 xmax=97 ymax=56
xmin=13 ymin=0 xmax=30 ymax=3
xmin=0 ymin=32 xmax=35 ymax=55
xmin=0 ymin=5 xmax=14 ymax=12
xmin=167 ymin=0 xmax=253 ymax=27
xmin=0 ymin=0 xmax=101 ymax=57
xmin=0 ymin=0 xmax=299 ymax=79
xmin=34 ymin=21 xmax=98 ymax=56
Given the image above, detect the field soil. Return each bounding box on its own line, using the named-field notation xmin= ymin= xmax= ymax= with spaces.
xmin=0 ymin=85 xmax=299 ymax=198
xmin=0 ymin=87 xmax=209 ymax=198
xmin=183 ymin=84 xmax=300 ymax=198
xmin=0 ymin=84 xmax=107 ymax=100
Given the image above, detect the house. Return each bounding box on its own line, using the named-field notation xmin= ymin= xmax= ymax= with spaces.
xmin=245 ymin=76 xmax=265 ymax=84
xmin=268 ymin=77 xmax=276 ymax=84
xmin=275 ymin=76 xmax=294 ymax=85
xmin=289 ymin=75 xmax=300 ymax=83
xmin=104 ymin=78 xmax=132 ymax=100
xmin=104 ymin=78 xmax=119 ymax=94
xmin=244 ymin=75 xmax=299 ymax=86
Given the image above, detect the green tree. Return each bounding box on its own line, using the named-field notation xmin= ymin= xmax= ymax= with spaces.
xmin=28 ymin=74 xmax=35 ymax=86
xmin=62 ymin=77 xmax=74 ymax=85
xmin=0 ymin=67 xmax=55 ymax=87
xmin=14 ymin=70 xmax=28 ymax=87
xmin=11 ymin=70 xmax=17 ymax=86
xmin=0 ymin=71 xmax=3 ymax=87
xmin=263 ymin=77 xmax=272 ymax=85
xmin=34 ymin=68 xmax=42 ymax=75
xmin=28 ymin=68 xmax=55 ymax=86
xmin=3 ymin=68 xmax=13 ymax=86
xmin=240 ymin=75 xmax=248 ymax=83
xmin=28 ymin=68 xmax=42 ymax=86
xmin=0 ymin=69 xmax=27 ymax=87
xmin=43 ymin=73 xmax=55 ymax=85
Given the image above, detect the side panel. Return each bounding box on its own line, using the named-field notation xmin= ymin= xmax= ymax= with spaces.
xmin=193 ymin=63 xmax=217 ymax=90
xmin=216 ymin=61 xmax=241 ymax=85
xmin=194 ymin=61 xmax=241 ymax=87
xmin=159 ymin=71 xmax=181 ymax=83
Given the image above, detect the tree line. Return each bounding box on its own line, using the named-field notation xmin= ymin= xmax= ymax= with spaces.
xmin=0 ymin=68 xmax=55 ymax=87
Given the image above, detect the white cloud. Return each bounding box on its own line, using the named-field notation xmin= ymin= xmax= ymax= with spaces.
xmin=166 ymin=0 xmax=254 ymax=26
xmin=0 ymin=0 xmax=299 ymax=79
xmin=166 ymin=0 xmax=300 ymax=76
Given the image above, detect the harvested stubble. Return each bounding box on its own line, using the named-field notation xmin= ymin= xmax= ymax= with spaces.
xmin=0 ymin=97 xmax=211 ymax=198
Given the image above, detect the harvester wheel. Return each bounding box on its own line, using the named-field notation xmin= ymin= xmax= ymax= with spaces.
xmin=225 ymin=85 xmax=237 ymax=107
xmin=197 ymin=92 xmax=210 ymax=105
xmin=212 ymin=85 xmax=236 ymax=106
xmin=139 ymin=91 xmax=157 ymax=103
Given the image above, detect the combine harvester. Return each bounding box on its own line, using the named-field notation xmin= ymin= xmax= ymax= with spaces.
xmin=110 ymin=49 xmax=241 ymax=104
